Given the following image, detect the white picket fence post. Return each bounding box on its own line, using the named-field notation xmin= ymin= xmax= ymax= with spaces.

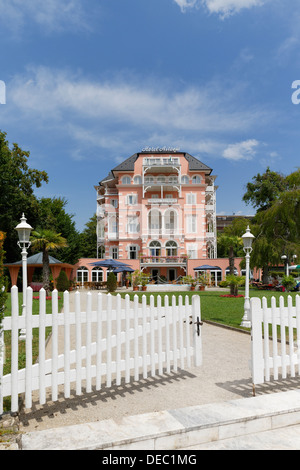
xmin=251 ymin=294 xmax=300 ymax=390
xmin=1 ymin=287 xmax=203 ymax=415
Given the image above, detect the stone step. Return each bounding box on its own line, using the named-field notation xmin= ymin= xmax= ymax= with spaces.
xmin=21 ymin=389 xmax=300 ymax=450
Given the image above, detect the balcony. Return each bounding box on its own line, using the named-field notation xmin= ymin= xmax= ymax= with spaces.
xmin=148 ymin=198 xmax=178 ymax=205
xmin=143 ymin=157 xmax=180 ymax=167
xmin=140 ymin=256 xmax=187 ymax=266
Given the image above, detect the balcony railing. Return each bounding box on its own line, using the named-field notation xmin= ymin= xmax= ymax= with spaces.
xmin=140 ymin=256 xmax=187 ymax=265
xmin=148 ymin=198 xmax=178 ymax=204
xmin=143 ymin=157 xmax=180 ymax=167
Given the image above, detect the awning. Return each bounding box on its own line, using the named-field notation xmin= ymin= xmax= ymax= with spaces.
xmin=194 ymin=265 xmax=222 ymax=271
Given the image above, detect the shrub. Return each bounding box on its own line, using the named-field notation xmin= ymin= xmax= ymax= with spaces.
xmin=281 ymin=275 xmax=297 ymax=292
xmin=55 ymin=270 xmax=70 ymax=291
xmin=107 ymin=272 xmax=117 ymax=292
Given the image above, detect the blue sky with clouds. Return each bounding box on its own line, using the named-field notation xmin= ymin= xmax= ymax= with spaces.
xmin=1 ymin=0 xmax=300 ymax=231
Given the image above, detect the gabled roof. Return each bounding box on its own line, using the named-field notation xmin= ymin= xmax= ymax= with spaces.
xmin=99 ymin=151 xmax=212 ymax=186
xmin=183 ymin=153 xmax=212 ymax=173
xmin=111 ymin=153 xmax=139 ymax=172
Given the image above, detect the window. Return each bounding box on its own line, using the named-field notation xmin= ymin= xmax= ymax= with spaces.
xmin=127 ymin=216 xmax=139 ymax=233
xmin=149 ymin=240 xmax=161 ymax=259
xmin=157 ymin=176 xmax=165 ymax=183
xmin=164 ymin=210 xmax=177 ymax=231
xmin=111 ymin=247 xmax=118 ymax=259
xmin=109 ymin=217 xmax=118 ymax=234
xmin=145 ymin=176 xmax=154 ymax=184
xmin=77 ymin=266 xmax=89 ymax=284
xmin=181 ymin=175 xmax=189 ymax=184
xmin=187 ymin=214 xmax=197 ymax=233
xmin=92 ymin=267 xmax=103 ymax=282
xmin=129 ymin=245 xmax=138 ymax=259
xmin=122 ymin=176 xmax=131 ymax=184
xmin=187 ymin=244 xmax=197 ymax=259
xmin=148 ymin=209 xmax=162 ymax=232
xmin=166 ymin=240 xmax=177 ymax=257
xmin=168 ymin=176 xmax=178 ymax=183
xmin=97 ymin=221 xmax=105 ymax=238
xmin=186 ymin=193 xmax=196 ymax=205
xmin=127 ymin=194 xmax=137 ymax=205
xmin=192 ymin=175 xmax=201 ymax=184
xmin=111 ymin=199 xmax=118 ymax=208
xmin=134 ymin=175 xmax=142 ymax=184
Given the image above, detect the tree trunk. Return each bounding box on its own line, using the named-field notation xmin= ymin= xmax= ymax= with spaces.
xmin=229 ymin=245 xmax=235 ymax=295
xmin=42 ymin=248 xmax=50 ymax=296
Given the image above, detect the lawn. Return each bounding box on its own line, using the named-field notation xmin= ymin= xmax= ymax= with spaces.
xmin=2 ymin=292 xmax=64 ymax=376
xmin=115 ymin=288 xmax=300 ymax=331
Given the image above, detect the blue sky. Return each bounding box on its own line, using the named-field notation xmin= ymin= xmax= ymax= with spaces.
xmin=1 ymin=0 xmax=300 ymax=231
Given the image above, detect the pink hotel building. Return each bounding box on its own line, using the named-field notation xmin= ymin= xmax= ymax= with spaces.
xmin=75 ymin=149 xmax=244 ymax=285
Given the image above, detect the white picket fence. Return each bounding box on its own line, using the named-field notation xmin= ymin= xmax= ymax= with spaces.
xmin=251 ymin=294 xmax=300 ymax=387
xmin=0 ymin=286 xmax=202 ymax=414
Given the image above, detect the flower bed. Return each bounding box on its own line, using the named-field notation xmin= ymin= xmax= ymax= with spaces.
xmin=220 ymin=294 xmax=244 ymax=298
xmin=33 ymin=296 xmax=61 ymax=300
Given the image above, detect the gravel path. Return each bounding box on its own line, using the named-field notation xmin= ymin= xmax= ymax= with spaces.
xmin=19 ymin=289 xmax=255 ymax=433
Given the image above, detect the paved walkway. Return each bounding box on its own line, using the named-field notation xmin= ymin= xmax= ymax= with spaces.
xmin=18 ymin=289 xmax=300 ymax=449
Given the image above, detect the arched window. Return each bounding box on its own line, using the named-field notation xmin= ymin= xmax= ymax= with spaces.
xmin=192 ymin=175 xmax=201 ymax=184
xmin=166 ymin=240 xmax=177 ymax=257
xmin=148 ymin=209 xmax=162 ymax=233
xmin=122 ymin=176 xmax=131 ymax=184
xmin=181 ymin=175 xmax=189 ymax=184
xmin=134 ymin=175 xmax=142 ymax=184
xmin=149 ymin=240 xmax=161 ymax=258
xmin=92 ymin=267 xmax=104 ymax=282
xmin=76 ymin=266 xmax=89 ymax=284
xmin=164 ymin=209 xmax=177 ymax=232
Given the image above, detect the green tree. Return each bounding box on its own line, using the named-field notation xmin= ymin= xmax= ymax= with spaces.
xmin=30 ymin=229 xmax=68 ymax=295
xmin=78 ymin=214 xmax=97 ymax=258
xmin=217 ymin=217 xmax=249 ymax=294
xmin=0 ymin=131 xmax=48 ymax=262
xmin=244 ymin=168 xmax=300 ymax=283
xmin=37 ymin=197 xmax=81 ymax=264
xmin=243 ymin=167 xmax=287 ymax=212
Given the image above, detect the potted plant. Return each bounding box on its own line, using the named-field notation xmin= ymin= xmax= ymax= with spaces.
xmin=130 ymin=270 xmax=140 ymax=291
xmin=140 ymin=272 xmax=150 ymax=291
xmin=197 ymin=274 xmax=208 ymax=291
xmin=182 ymin=275 xmax=195 ymax=290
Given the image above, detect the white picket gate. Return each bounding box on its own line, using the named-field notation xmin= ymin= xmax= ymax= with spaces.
xmin=251 ymin=294 xmax=300 ymax=388
xmin=0 ymin=286 xmax=202 ymax=414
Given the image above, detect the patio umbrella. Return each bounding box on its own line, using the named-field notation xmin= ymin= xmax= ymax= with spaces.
xmin=194 ymin=265 xmax=222 ymax=270
xmin=89 ymin=259 xmax=132 ymax=271
xmin=289 ymin=265 xmax=300 ymax=270
xmin=112 ymin=266 xmax=134 ymax=273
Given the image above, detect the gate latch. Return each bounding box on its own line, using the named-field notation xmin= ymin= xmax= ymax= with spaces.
xmin=194 ymin=316 xmax=203 ymax=336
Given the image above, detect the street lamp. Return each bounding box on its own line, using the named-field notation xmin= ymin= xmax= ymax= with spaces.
xmin=240 ymin=226 xmax=255 ymax=328
xmin=282 ymin=254 xmax=297 ymax=276
xmin=15 ymin=213 xmax=33 ymax=340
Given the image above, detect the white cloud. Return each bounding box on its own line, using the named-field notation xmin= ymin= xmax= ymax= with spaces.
xmin=173 ymin=0 xmax=198 ymax=12
xmin=4 ymin=67 xmax=271 ymax=161
xmin=223 ymin=139 xmax=259 ymax=160
xmin=0 ymin=0 xmax=89 ymax=33
xmin=174 ymin=0 xmax=265 ymax=17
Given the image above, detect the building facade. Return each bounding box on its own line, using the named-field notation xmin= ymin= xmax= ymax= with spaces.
xmin=94 ymin=149 xmax=218 ymax=282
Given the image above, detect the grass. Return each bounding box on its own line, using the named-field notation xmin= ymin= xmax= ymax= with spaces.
xmin=114 ymin=288 xmax=300 ymax=331
xmin=2 ymin=292 xmax=64 ymax=376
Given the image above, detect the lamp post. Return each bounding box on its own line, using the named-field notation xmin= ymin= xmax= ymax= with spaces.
xmin=15 ymin=213 xmax=33 ymax=340
xmin=240 ymin=226 xmax=255 ymax=328
xmin=281 ymin=254 xmax=297 ymax=276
